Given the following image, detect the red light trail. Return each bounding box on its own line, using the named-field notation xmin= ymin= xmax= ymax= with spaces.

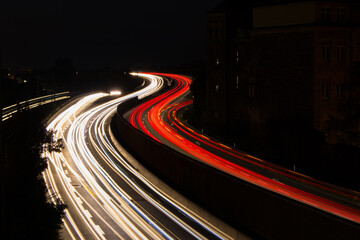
xmin=128 ymin=73 xmax=360 ymax=224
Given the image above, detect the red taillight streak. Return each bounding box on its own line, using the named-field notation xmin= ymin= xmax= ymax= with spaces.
xmin=128 ymin=72 xmax=360 ymax=223
xmin=169 ymin=101 xmax=360 ymax=202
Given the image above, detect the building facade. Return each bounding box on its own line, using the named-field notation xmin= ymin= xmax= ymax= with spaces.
xmin=201 ymin=0 xmax=360 ymax=145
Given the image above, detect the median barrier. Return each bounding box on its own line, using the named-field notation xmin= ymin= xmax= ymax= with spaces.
xmin=113 ymin=101 xmax=360 ymax=240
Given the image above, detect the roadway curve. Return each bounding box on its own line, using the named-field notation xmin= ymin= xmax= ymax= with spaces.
xmin=127 ymin=72 xmax=360 ymax=224
xmin=43 ymin=74 xmax=233 ymax=239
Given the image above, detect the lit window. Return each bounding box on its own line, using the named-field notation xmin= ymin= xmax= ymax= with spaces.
xmin=322 ymin=7 xmax=330 ymax=23
xmin=338 ymin=46 xmax=345 ymax=63
xmin=322 ymin=45 xmax=332 ymax=62
xmin=337 ymin=7 xmax=345 ymax=23
xmin=236 ymin=76 xmax=239 ymax=90
xmin=322 ymin=84 xmax=329 ymax=98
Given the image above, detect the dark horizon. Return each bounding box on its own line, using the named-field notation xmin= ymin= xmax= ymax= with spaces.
xmin=1 ymin=0 xmax=220 ymax=70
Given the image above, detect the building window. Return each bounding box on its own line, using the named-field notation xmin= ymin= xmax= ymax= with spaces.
xmin=322 ymin=45 xmax=332 ymax=62
xmin=322 ymin=84 xmax=329 ymax=99
xmin=338 ymin=46 xmax=346 ymax=63
xmin=215 ymin=84 xmax=219 ymax=93
xmin=235 ymin=76 xmax=239 ymax=90
xmin=336 ymin=85 xmax=344 ymax=98
xmin=249 ymin=85 xmax=255 ymax=98
xmin=322 ymin=7 xmax=330 ymax=23
xmin=236 ymin=50 xmax=239 ymax=62
xmin=337 ymin=7 xmax=345 ymax=23
xmin=216 ymin=58 xmax=220 ymax=65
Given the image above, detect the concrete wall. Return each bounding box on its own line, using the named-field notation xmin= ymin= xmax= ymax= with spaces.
xmin=113 ymin=100 xmax=360 ymax=240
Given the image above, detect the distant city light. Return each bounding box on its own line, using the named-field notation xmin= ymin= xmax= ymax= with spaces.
xmin=23 ymin=79 xmax=27 ymax=83
xmin=110 ymin=91 xmax=121 ymax=95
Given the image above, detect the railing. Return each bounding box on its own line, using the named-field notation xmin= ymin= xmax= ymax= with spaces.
xmin=2 ymin=91 xmax=71 ymax=121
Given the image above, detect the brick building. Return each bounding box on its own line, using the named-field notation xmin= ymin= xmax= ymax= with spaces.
xmin=200 ymin=0 xmax=360 ymax=145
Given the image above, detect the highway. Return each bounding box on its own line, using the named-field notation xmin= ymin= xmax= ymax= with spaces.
xmin=42 ymin=74 xmax=235 ymax=239
xmin=127 ymin=73 xmax=360 ymax=225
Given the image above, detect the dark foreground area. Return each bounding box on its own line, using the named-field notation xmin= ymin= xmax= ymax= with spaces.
xmin=1 ymin=103 xmax=66 ymax=239
xmin=0 ymin=73 xmax=143 ymax=239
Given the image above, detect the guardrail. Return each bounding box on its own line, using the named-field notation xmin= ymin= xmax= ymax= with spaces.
xmin=2 ymin=91 xmax=71 ymax=121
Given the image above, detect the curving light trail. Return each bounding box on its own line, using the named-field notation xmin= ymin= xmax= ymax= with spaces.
xmin=128 ymin=72 xmax=360 ymax=224
xmin=43 ymin=74 xmax=232 ymax=239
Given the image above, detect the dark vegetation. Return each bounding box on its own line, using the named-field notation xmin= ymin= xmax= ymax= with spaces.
xmin=2 ymin=105 xmax=66 ymax=239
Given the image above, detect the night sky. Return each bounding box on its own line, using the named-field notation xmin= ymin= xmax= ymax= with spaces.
xmin=1 ymin=0 xmax=221 ymax=70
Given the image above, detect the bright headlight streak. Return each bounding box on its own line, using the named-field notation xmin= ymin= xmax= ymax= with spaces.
xmin=44 ymin=93 xmax=125 ymax=240
xmin=44 ymin=74 xmax=229 ymax=239
xmin=84 ymin=76 xmax=232 ymax=239
xmin=49 ymin=149 xmax=136 ymax=240
xmin=80 ymin=79 xmax=230 ymax=239
xmin=90 ymin=109 xmax=205 ymax=240
xmin=52 ymin=151 xmax=105 ymax=240
xmin=44 ymin=76 xmax=169 ymax=239
xmin=67 ymin=98 xmax=169 ymax=239
xmin=66 ymin=82 xmax=207 ymax=238
xmin=89 ymin=107 xmax=184 ymax=238
xmin=93 ymin=107 xmax=231 ymax=240
xmin=130 ymin=73 xmax=164 ymax=100
xmin=43 ymin=153 xmax=86 ymax=240
xmin=110 ymin=91 xmax=121 ymax=95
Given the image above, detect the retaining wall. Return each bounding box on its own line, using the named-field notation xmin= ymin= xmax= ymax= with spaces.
xmin=113 ymin=100 xmax=360 ymax=239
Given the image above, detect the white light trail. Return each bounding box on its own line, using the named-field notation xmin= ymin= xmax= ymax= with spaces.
xmin=42 ymin=73 xmax=231 ymax=239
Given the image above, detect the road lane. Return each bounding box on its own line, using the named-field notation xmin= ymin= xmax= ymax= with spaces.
xmin=43 ymin=74 xmax=234 ymax=239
